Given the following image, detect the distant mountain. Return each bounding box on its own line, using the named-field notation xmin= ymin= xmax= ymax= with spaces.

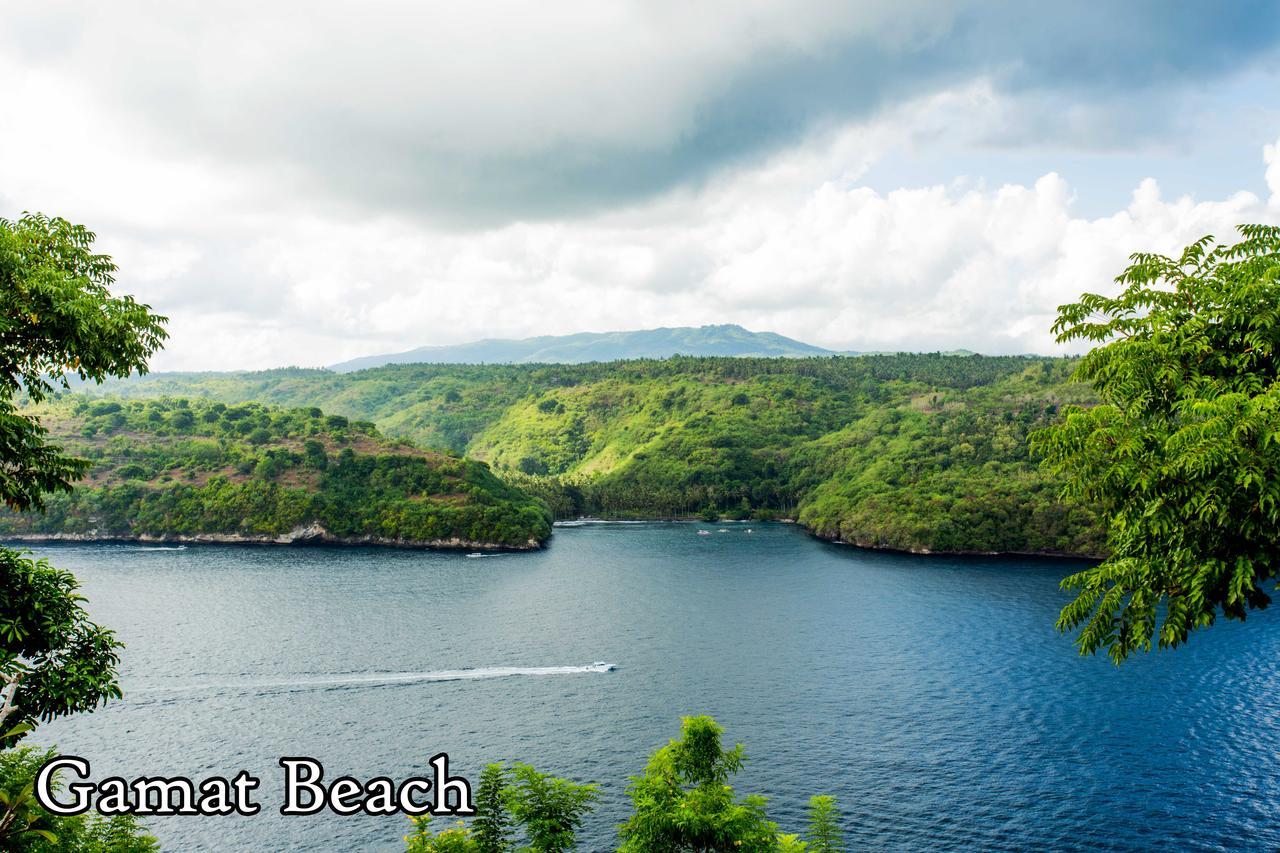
xmin=330 ymin=324 xmax=840 ymax=371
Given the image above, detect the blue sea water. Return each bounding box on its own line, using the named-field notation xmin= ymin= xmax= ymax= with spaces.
xmin=20 ymin=522 xmax=1280 ymax=851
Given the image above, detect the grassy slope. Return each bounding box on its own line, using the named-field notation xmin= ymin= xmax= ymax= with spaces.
xmin=92 ymin=355 xmax=1104 ymax=556
xmin=0 ymin=398 xmax=551 ymax=549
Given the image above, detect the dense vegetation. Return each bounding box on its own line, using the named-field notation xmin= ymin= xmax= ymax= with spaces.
xmin=0 ymin=397 xmax=551 ymax=549
xmin=100 ymin=354 xmax=1105 ymax=555
xmin=0 ymin=748 xmax=158 ymax=851
xmin=1034 ymin=225 xmax=1280 ymax=661
xmin=405 ymin=715 xmax=843 ymax=852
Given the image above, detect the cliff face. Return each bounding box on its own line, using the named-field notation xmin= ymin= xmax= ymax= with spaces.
xmin=0 ymin=399 xmax=552 ymax=550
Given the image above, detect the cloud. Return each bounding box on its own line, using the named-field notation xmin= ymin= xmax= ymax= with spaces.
xmin=68 ymin=119 xmax=1280 ymax=371
xmin=1267 ymin=138 xmax=1280 ymax=206
xmin=2 ymin=6 xmax=1278 ymax=371
xmin=3 ymin=1 xmax=1278 ymax=224
xmin=697 ymin=169 xmax=1275 ymax=355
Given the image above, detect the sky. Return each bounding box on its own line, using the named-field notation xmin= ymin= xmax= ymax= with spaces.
xmin=3 ymin=1 xmax=1280 ymax=371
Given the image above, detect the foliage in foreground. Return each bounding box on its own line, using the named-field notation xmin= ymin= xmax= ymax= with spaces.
xmin=1032 ymin=224 xmax=1280 ymax=661
xmin=804 ymin=795 xmax=844 ymax=853
xmin=0 ymin=212 xmax=163 ymax=849
xmin=406 ymin=716 xmax=845 ymax=852
xmin=0 ymin=213 xmax=167 ymax=515
xmin=1 ymin=214 xmax=158 ymax=744
xmin=0 ymin=552 xmax=122 ymax=747
xmin=619 ymin=715 xmax=798 ymax=852
xmin=406 ymin=763 xmax=598 ymax=853
xmin=0 ymin=747 xmax=158 ymax=851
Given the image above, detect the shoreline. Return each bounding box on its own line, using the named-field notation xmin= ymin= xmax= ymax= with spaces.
xmin=0 ymin=525 xmax=543 ymax=553
xmin=556 ymin=516 xmax=1104 ymax=560
xmin=2 ymin=518 xmax=1101 ymax=560
xmin=811 ymin=532 xmax=1104 ymax=562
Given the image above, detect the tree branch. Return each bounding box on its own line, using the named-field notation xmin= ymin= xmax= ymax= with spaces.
xmin=0 ymin=671 xmax=23 ymax=732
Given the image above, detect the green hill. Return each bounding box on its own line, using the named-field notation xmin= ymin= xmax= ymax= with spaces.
xmin=0 ymin=398 xmax=551 ymax=549
xmin=91 ymin=354 xmax=1105 ymax=556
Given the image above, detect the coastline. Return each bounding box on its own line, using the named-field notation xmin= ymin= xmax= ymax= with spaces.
xmin=809 ymin=531 xmax=1104 ymax=561
xmin=2 ymin=517 xmax=1100 ymax=560
xmin=556 ymin=516 xmax=1104 ymax=560
xmin=0 ymin=522 xmax=543 ymax=552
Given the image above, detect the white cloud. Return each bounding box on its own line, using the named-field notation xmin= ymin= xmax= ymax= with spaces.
xmin=66 ymin=113 xmax=1276 ymax=371
xmin=1 ymin=14 xmax=1277 ymax=371
xmin=1266 ymin=136 xmax=1280 ymax=206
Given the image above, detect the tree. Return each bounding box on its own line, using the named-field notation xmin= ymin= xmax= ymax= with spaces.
xmin=618 ymin=715 xmax=787 ymax=852
xmin=0 ymin=214 xmax=165 ymax=739
xmin=402 ymin=720 xmax=841 ymax=852
xmin=1031 ymin=224 xmax=1280 ymax=661
xmin=303 ymin=439 xmax=328 ymax=470
xmin=402 ymin=764 xmax=593 ymax=853
xmin=0 ymin=213 xmax=163 ymax=848
xmin=472 ymin=763 xmax=513 ymax=852
xmin=506 ymin=763 xmax=597 ymax=853
xmin=1 ymin=214 xmax=167 ymax=512
xmin=805 ymin=795 xmax=844 ymax=852
xmin=0 ymin=553 xmax=123 ymax=744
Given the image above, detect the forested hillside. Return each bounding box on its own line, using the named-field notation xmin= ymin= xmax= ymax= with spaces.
xmin=92 ymin=354 xmax=1105 ymax=556
xmin=0 ymin=398 xmax=551 ymax=549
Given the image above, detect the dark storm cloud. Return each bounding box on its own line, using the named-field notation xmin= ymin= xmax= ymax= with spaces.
xmin=5 ymin=1 xmax=1279 ymax=226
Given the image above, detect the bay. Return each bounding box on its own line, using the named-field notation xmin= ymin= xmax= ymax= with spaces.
xmin=21 ymin=522 xmax=1280 ymax=850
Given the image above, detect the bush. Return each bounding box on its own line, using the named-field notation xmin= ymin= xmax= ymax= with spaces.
xmin=1 ymin=747 xmax=159 ymax=851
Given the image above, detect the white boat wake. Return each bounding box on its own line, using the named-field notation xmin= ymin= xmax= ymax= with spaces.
xmin=553 ymin=519 xmax=653 ymax=527
xmin=129 ymin=663 xmax=617 ymax=701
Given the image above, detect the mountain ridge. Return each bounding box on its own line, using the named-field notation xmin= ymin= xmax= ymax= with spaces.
xmin=330 ymin=323 xmax=841 ymax=371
